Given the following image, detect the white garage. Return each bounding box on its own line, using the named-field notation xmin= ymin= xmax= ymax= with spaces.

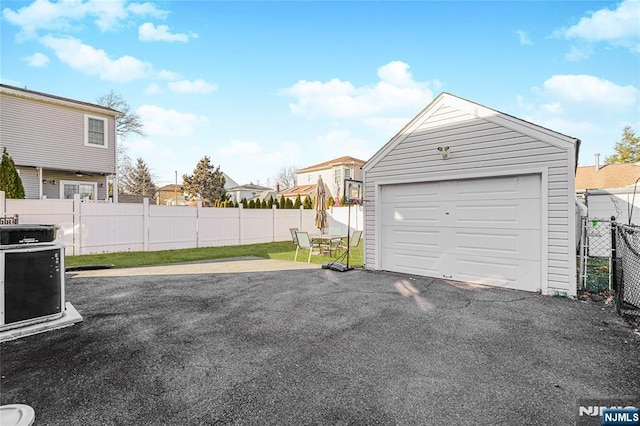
xmin=363 ymin=93 xmax=580 ymax=295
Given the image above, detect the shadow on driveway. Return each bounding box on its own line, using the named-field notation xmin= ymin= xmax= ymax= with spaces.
xmin=1 ymin=264 xmax=639 ymax=425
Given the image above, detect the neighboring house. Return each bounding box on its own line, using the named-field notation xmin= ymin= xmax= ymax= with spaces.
xmin=226 ymin=183 xmax=272 ymax=203
xmin=576 ymin=160 xmax=640 ymax=225
xmin=284 ymin=156 xmax=365 ymax=204
xmin=155 ymin=184 xmax=188 ymax=205
xmin=0 ymin=84 xmax=121 ymax=201
xmin=363 ymin=92 xmax=580 ymax=296
xmin=155 ymin=173 xmax=239 ymax=205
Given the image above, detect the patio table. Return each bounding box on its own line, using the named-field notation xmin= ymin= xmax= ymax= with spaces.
xmin=310 ymin=234 xmax=344 ymax=256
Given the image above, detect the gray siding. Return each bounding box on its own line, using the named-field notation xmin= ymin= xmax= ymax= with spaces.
xmin=16 ymin=167 xmax=39 ymax=199
xmin=15 ymin=166 xmax=109 ymax=200
xmin=364 ymin=102 xmax=575 ymax=295
xmin=0 ymin=93 xmax=117 ymax=174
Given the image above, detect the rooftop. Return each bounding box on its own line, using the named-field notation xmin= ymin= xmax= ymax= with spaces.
xmin=297 ymin=156 xmax=365 ymax=173
xmin=575 ymin=162 xmax=640 ymax=191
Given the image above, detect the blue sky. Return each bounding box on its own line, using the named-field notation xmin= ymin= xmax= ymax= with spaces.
xmin=2 ymin=0 xmax=638 ymax=187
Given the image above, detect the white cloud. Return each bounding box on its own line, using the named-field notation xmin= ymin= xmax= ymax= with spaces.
xmin=281 ymin=61 xmax=437 ymax=122
xmin=312 ymin=130 xmax=374 ymax=163
xmin=518 ymin=74 xmax=639 ymax=165
xmin=155 ymin=69 xmax=181 ymax=81
xmin=534 ymin=74 xmax=637 ymax=108
xmin=127 ymin=2 xmax=169 ymax=19
xmin=137 ymin=105 xmax=208 ymax=137
xmin=139 ymin=22 xmax=195 ymax=43
xmin=564 ymin=44 xmax=593 ymax=61
xmin=2 ymin=0 xmax=170 ymax=36
xmin=560 ymin=0 xmax=640 ymax=53
xmin=40 ymin=35 xmax=151 ymax=82
xmin=516 ymin=30 xmax=532 ymax=46
xmin=23 ymin=52 xmax=49 ymax=67
xmin=168 ymin=79 xmax=218 ymax=94
xmin=145 ymin=83 xmax=161 ymax=94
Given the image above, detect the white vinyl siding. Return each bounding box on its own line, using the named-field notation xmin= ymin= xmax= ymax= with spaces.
xmin=364 ymin=97 xmax=577 ymax=296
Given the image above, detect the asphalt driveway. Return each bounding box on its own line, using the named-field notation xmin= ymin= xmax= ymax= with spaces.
xmin=1 ymin=260 xmax=639 ymax=425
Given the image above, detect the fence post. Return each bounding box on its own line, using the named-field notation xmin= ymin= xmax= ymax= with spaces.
xmin=73 ymin=194 xmax=81 ymax=256
xmin=610 ymin=216 xmax=617 ymax=292
xmin=238 ymin=203 xmax=243 ymax=245
xmin=143 ymin=197 xmax=150 ymax=252
xmin=272 ymin=205 xmax=277 ymax=242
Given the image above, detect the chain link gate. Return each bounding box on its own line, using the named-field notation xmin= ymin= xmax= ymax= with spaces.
xmin=613 ymin=222 xmax=640 ymax=316
xmin=579 ymin=217 xmax=613 ymax=292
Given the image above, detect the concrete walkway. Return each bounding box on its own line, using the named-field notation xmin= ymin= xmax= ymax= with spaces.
xmin=68 ymin=257 xmax=321 ymax=277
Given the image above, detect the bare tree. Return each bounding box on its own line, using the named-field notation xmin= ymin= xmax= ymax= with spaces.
xmin=96 ymin=90 xmax=146 ymax=140
xmin=274 ymin=166 xmax=298 ymax=189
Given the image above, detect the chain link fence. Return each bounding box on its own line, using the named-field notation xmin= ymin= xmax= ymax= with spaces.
xmin=579 ymin=217 xmax=612 ymax=292
xmin=613 ymin=222 xmax=640 ymax=316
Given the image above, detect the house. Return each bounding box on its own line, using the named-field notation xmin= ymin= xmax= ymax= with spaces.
xmin=155 ymin=173 xmax=240 ymax=205
xmin=284 ymin=156 xmax=365 ymax=204
xmin=155 ymin=184 xmax=188 ymax=205
xmin=226 ymin=183 xmax=273 ymax=203
xmin=576 ymin=159 xmax=640 ymax=224
xmin=363 ymin=92 xmax=580 ymax=296
xmin=0 ymin=84 xmax=121 ymax=201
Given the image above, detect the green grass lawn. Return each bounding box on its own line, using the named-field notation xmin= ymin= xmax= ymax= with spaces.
xmin=65 ymin=241 xmax=364 ymax=269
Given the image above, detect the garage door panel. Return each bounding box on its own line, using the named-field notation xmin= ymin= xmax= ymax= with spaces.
xmin=381 ymin=248 xmax=442 ymax=275
xmin=454 ymin=199 xmax=540 ymax=229
xmin=382 ymin=181 xmax=442 ymax=202
xmin=454 ymin=228 xmax=540 ymax=261
xmin=381 ymin=227 xmax=440 ymax=249
xmin=453 ymin=257 xmax=541 ymax=292
xmin=381 ymin=205 xmax=439 ymax=224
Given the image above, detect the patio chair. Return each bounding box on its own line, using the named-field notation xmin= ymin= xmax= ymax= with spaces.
xmin=289 ymin=227 xmax=299 ymax=247
xmin=338 ymin=230 xmax=362 ymax=256
xmin=294 ymin=231 xmax=320 ymax=263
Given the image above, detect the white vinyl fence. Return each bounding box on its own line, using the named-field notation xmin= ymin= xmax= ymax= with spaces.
xmin=0 ymin=192 xmax=363 ymax=256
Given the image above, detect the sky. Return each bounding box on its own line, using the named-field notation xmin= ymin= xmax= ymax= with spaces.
xmin=1 ymin=0 xmax=639 ymax=188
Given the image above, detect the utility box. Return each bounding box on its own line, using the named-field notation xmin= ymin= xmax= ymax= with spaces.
xmin=0 ymin=225 xmax=65 ymax=331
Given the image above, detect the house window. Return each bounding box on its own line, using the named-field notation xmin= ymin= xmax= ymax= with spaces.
xmin=345 ymin=168 xmax=351 ymax=179
xmin=84 ymin=114 xmax=108 ymax=148
xmin=60 ymin=180 xmax=97 ymax=200
xmin=335 ymin=169 xmax=342 ymax=185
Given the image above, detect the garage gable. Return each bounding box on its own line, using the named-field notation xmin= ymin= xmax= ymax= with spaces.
xmin=363 ymin=92 xmax=581 ymax=296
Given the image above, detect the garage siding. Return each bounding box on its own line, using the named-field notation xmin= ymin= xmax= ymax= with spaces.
xmin=364 ymin=101 xmax=575 ymax=295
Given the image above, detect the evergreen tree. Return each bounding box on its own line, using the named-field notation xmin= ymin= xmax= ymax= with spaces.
xmin=285 ymin=198 xmax=294 ymax=209
xmin=261 ymin=199 xmax=268 ymax=209
xmin=182 ymin=156 xmax=226 ymax=204
xmin=606 ymin=126 xmax=640 ymax=164
xmin=279 ymin=196 xmax=286 ymax=209
xmin=327 ymin=196 xmax=335 ymax=208
xmin=241 ymin=198 xmax=248 ymax=208
xmin=234 ymin=200 xmax=239 ymax=208
xmin=303 ymin=195 xmax=313 ymax=209
xmin=0 ymin=147 xmax=25 ymax=199
xmin=249 ymin=199 xmax=256 ymax=208
xmin=119 ymin=157 xmax=156 ymax=197
xmin=294 ymin=194 xmax=302 ymax=209
xmin=268 ymin=195 xmax=275 ymax=208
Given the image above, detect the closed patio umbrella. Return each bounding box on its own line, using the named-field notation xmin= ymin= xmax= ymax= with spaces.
xmin=314 ymin=175 xmax=329 ymax=233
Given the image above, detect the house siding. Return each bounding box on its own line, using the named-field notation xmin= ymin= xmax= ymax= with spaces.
xmin=0 ymin=92 xmax=117 ymax=174
xmin=364 ymin=101 xmax=576 ymax=295
xmin=16 ymin=167 xmax=39 ymax=199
